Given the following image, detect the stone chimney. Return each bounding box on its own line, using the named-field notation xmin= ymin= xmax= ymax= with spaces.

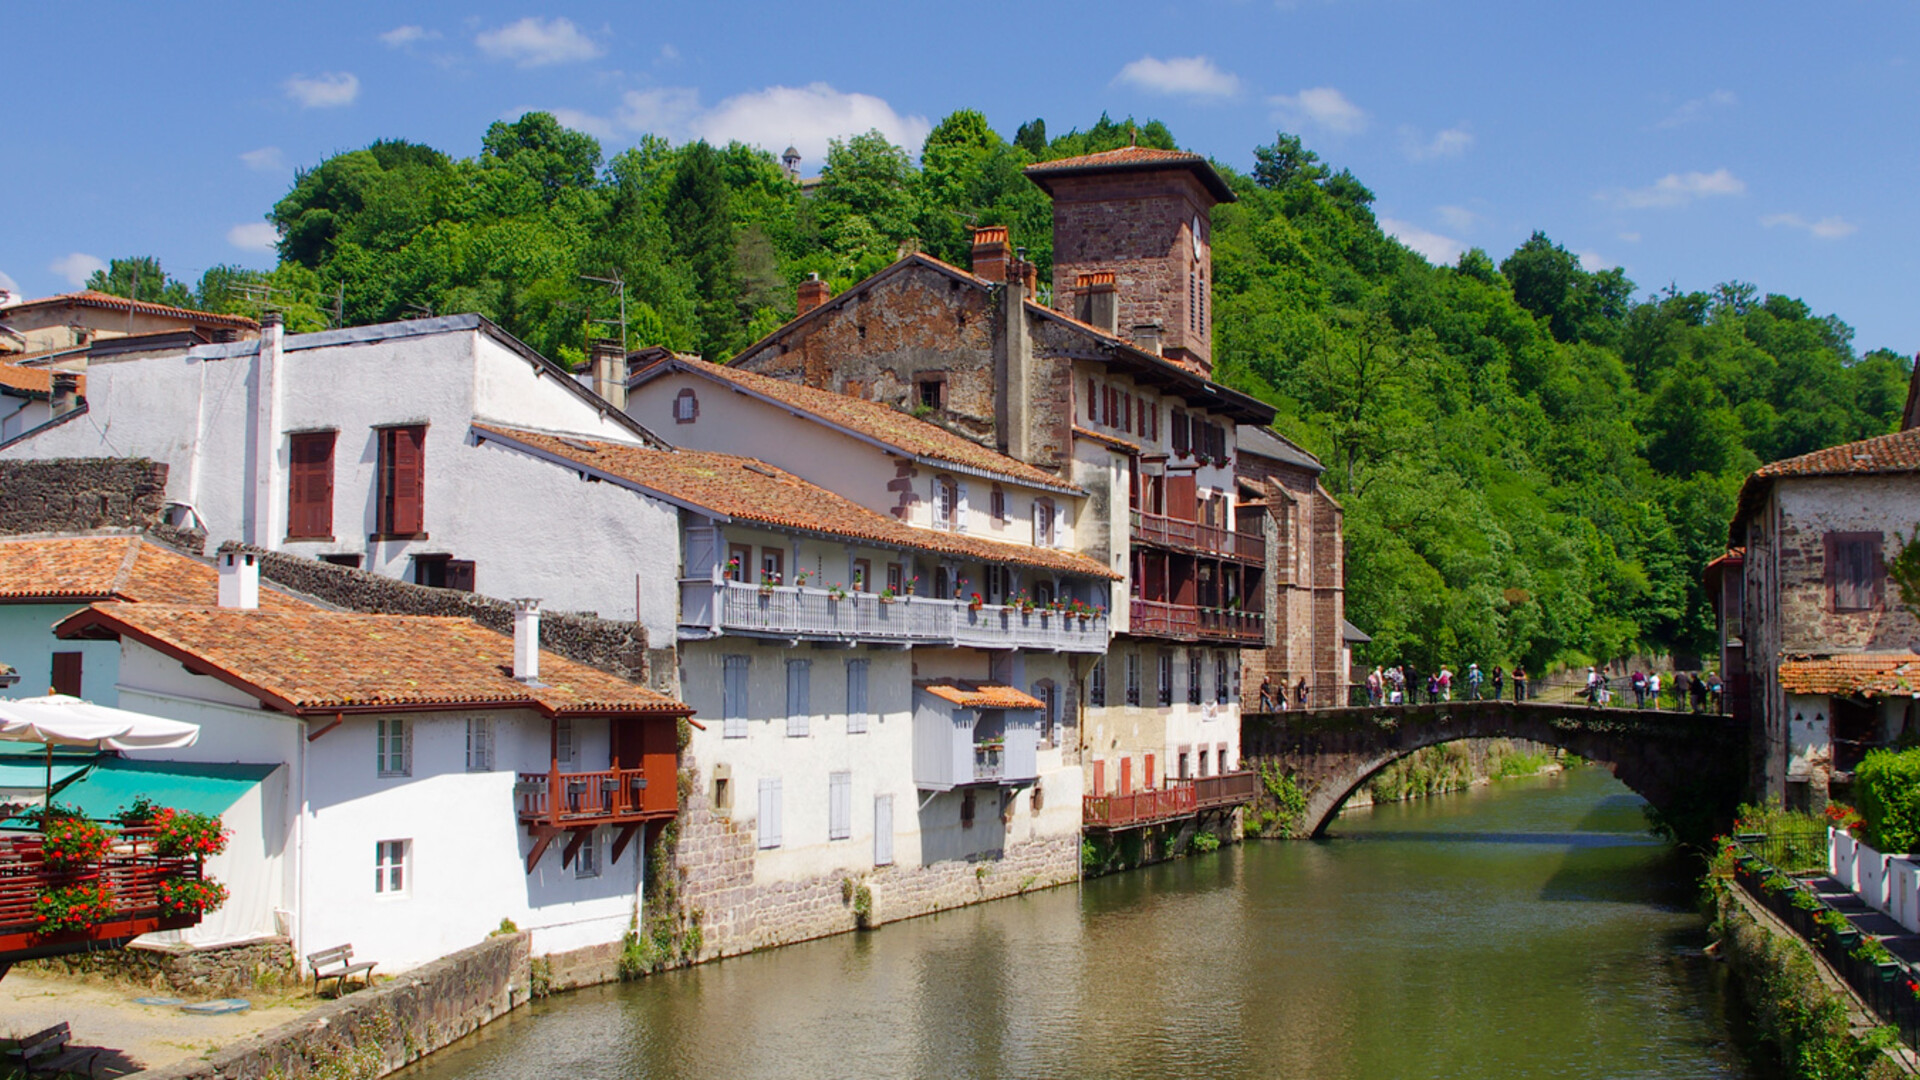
xmin=971 ymin=226 xmax=1009 ymax=283
xmin=589 ymin=338 xmax=627 ymax=411
xmin=1076 ymin=272 xmax=1118 ymax=335
xmin=49 ymin=371 xmax=80 ymax=416
xmin=513 ymin=599 xmax=542 ymax=683
xmin=996 ymin=254 xmax=1036 ymax=464
xmin=797 ymin=273 xmax=831 ymax=316
xmin=218 ymin=550 xmax=260 ymax=610
xmin=1131 ymin=322 xmax=1164 ymax=357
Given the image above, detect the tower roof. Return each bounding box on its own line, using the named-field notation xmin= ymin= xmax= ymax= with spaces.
xmin=1024 ymin=146 xmax=1235 ymax=203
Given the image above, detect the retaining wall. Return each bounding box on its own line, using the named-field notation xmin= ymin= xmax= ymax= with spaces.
xmin=0 ymin=458 xmax=204 ymax=552
xmin=22 ymin=937 xmax=296 ymax=998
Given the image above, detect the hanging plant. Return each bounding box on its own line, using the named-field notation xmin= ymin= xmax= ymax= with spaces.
xmin=152 ymin=809 xmax=230 ymax=860
xmin=35 ymin=882 xmax=116 ymax=934
xmin=157 ymin=877 xmax=229 ymax=918
xmin=41 ymin=817 xmax=113 ymax=869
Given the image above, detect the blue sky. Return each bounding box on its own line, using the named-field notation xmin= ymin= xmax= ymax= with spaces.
xmin=6 ymin=2 xmax=1916 ymax=355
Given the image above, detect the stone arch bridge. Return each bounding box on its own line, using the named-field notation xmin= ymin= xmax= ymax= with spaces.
xmin=1241 ymin=702 xmax=1756 ymax=843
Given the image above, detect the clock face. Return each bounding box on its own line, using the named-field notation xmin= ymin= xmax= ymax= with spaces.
xmin=1191 ymin=215 xmax=1203 ymax=259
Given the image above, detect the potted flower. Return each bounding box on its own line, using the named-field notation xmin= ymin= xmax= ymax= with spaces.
xmin=724 ymin=556 xmax=743 ymax=581
xmin=35 ymin=882 xmax=116 ymax=934
xmin=41 ymin=815 xmax=112 ymax=870
xmin=152 ymin=808 xmax=230 ymax=861
xmin=968 ymin=592 xmax=984 ymax=612
xmin=794 ymin=569 xmax=813 ymax=588
xmin=157 ymin=877 xmax=229 ymax=919
xmin=879 ymin=586 xmax=898 ymax=604
xmin=903 ymin=575 xmax=919 ymax=597
xmin=827 ymin=582 xmax=847 ymax=601
xmin=759 ymin=570 xmax=780 ymax=596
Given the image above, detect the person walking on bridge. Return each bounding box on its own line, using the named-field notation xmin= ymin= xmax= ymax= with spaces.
xmin=1512 ymin=664 xmax=1528 ymax=702
xmin=1405 ymin=663 xmax=1423 ymax=705
xmin=1467 ymin=663 xmax=1483 ymax=701
xmin=1259 ymin=676 xmax=1275 ymax=712
xmin=1631 ymin=670 xmax=1647 ymax=709
xmin=1368 ymin=666 xmax=1384 ymax=706
xmin=1688 ymin=674 xmax=1708 ymax=714
xmin=1490 ymin=665 xmax=1505 ymax=701
xmin=1647 ymin=670 xmax=1661 ymax=711
xmin=1670 ymin=671 xmax=1688 ymax=712
xmin=1439 ymin=667 xmax=1454 ymax=702
xmin=1295 ymin=677 xmax=1310 ymax=708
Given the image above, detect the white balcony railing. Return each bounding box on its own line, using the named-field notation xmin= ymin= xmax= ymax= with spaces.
xmin=682 ymin=579 xmax=1110 ymax=653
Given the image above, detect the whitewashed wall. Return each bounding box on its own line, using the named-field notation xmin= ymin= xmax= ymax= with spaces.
xmin=0 ymin=603 xmax=122 ymax=703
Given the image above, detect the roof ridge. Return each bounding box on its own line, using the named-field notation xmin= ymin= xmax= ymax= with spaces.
xmin=108 ymin=537 xmax=144 ymax=598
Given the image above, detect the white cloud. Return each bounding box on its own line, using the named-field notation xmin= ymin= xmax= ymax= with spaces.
xmin=658 ymin=44 xmax=679 ymax=63
xmin=378 ymin=25 xmax=435 ymax=47
xmin=1403 ymin=125 xmax=1473 ymax=161
xmin=511 ymin=106 xmax=617 ymax=142
xmin=1577 ymin=251 xmax=1617 ymax=272
xmin=285 ymin=72 xmax=359 ymax=108
xmin=1269 ymin=87 xmax=1367 ymax=134
xmin=1435 ymin=205 xmax=1477 ymax=233
xmin=1379 ymin=217 xmax=1464 ymax=265
xmin=690 ymin=84 xmax=931 ymax=164
xmin=1655 ymin=89 xmax=1737 ymax=130
xmin=615 ymin=87 xmax=703 ymax=134
xmin=49 ymin=253 xmax=106 ymax=288
xmin=226 ymin=223 xmax=280 ymax=252
xmin=1602 ymin=168 xmax=1745 ymax=209
xmin=1114 ymin=55 xmax=1242 ymax=98
xmin=476 ymin=17 xmax=603 ymax=67
xmin=1761 ymin=212 xmax=1858 ymax=239
xmin=240 ymin=146 xmax=286 ymax=172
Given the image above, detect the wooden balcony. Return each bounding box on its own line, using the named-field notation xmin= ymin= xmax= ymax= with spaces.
xmin=684 ymin=580 xmax=1110 ymax=653
xmin=1131 ymin=510 xmax=1265 ymax=564
xmin=1083 ymin=771 xmax=1258 ymax=830
xmin=516 ymin=768 xmax=674 ymax=828
xmin=1130 ymin=599 xmax=1264 ymax=644
xmin=0 ymin=828 xmax=202 ymax=965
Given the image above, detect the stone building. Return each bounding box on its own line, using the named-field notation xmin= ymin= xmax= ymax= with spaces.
xmin=722 ymin=146 xmax=1279 ymax=826
xmin=1726 ymin=426 xmax=1920 ymax=805
xmin=1235 ymin=425 xmax=1350 ymax=708
xmin=0 ymin=291 xmax=257 ymax=356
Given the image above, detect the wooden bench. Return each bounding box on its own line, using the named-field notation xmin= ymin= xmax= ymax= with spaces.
xmin=1 ymin=1022 xmax=100 ymax=1078
xmin=307 ymin=944 xmax=377 ymax=996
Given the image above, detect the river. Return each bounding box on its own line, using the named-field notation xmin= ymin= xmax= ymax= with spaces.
xmin=405 ymin=765 xmax=1747 ymax=1079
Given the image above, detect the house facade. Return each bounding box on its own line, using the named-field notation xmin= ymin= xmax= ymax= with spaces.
xmin=0 ymin=291 xmax=257 ymax=356
xmin=1727 ymin=427 xmax=1920 ymax=805
xmin=1235 ymin=426 xmax=1350 ymax=708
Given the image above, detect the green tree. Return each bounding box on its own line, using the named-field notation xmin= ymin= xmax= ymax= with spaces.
xmin=665 ymin=141 xmax=740 ymax=360
xmin=85 ymin=257 xmax=193 ymax=307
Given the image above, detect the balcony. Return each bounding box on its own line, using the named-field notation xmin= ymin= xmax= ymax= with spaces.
xmin=1 ymin=828 xmax=202 ymax=964
xmin=1082 ymin=770 xmax=1258 ymax=830
xmin=912 ymin=688 xmax=1039 ymax=792
xmin=1131 ymin=510 xmax=1265 ymax=564
xmin=515 ymin=768 xmax=675 ymax=828
xmin=1130 ymin=599 xmax=1264 ymax=644
xmin=683 ymin=579 xmax=1110 ymax=653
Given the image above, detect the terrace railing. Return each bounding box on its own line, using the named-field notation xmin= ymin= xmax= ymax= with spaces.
xmin=1131 ymin=511 xmax=1265 ymax=564
xmin=515 ymin=768 xmax=668 ymax=827
xmin=0 ymin=827 xmax=203 ymax=957
xmin=686 ymin=580 xmax=1109 ymax=653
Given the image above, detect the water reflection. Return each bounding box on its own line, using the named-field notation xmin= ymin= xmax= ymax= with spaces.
xmin=404 ymin=767 xmax=1744 ymax=1080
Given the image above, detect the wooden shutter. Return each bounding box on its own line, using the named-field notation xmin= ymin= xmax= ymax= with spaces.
xmin=787 ymin=660 xmax=811 ymax=737
xmin=288 ymin=431 xmax=335 ymax=539
xmin=758 ymin=777 xmax=782 ymax=849
xmin=846 ymin=659 xmax=869 ymax=734
xmin=1144 ymin=752 xmax=1156 ymax=790
xmin=1092 ymin=759 xmax=1106 ymax=797
xmin=723 ymin=656 xmax=750 ymax=738
xmin=829 ymin=771 xmax=851 ymax=840
xmin=382 ymin=426 xmax=426 ymax=536
xmin=1168 ymin=474 xmax=1198 ymax=521
xmin=1087 ymin=378 xmax=1097 ymax=421
xmin=50 ymin=652 xmax=82 ymax=697
xmin=874 ymin=794 xmax=894 ymax=866
xmin=1119 ymin=756 xmax=1132 ymax=796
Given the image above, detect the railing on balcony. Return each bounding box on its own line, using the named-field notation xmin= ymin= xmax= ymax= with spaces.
xmin=1130 ymin=599 xmax=1264 ymax=643
xmin=1130 ymin=510 xmax=1265 ymax=563
xmin=1193 ymin=770 xmax=1260 ymax=810
xmin=1 ymin=827 xmax=202 ymax=957
xmin=685 ymin=579 xmax=1110 ymax=653
xmin=1084 ymin=771 xmax=1259 ymax=829
xmin=974 ymin=744 xmax=1004 ymax=782
xmin=516 ymin=768 xmax=668 ymax=826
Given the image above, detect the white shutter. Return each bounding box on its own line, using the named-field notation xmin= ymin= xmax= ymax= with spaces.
xmin=1053 ymin=502 xmax=1067 ymax=549
xmin=787 ymin=660 xmax=811 ymax=737
xmin=874 ymin=794 xmax=894 ymax=866
xmin=1032 ymin=500 xmax=1044 ymax=545
xmin=723 ymin=656 xmax=749 ymax=739
xmin=829 ymin=771 xmax=852 ymax=840
xmin=955 ymin=481 xmax=969 ymax=533
xmin=758 ymin=777 xmax=783 ymax=848
xmin=846 ymin=659 xmax=869 ymax=734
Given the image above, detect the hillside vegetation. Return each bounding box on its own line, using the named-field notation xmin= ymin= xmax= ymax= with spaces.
xmin=94 ymin=110 xmax=1911 ymax=670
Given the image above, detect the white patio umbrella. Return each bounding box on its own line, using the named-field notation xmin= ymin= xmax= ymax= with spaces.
xmin=0 ymin=694 xmax=199 ymax=820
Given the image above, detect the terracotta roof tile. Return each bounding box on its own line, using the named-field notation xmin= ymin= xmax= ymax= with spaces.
xmin=1755 ymin=427 xmax=1920 ymax=480
xmin=3 ymin=291 xmax=257 ymax=330
xmin=647 ymin=358 xmax=1081 ymax=493
xmin=1025 ymin=147 xmax=1235 ymax=202
xmin=475 ymin=425 xmax=1119 ymax=580
xmin=1072 ymin=425 xmax=1144 ymax=454
xmin=922 ymin=682 xmax=1044 ymax=710
xmin=0 ymin=537 xmax=307 ymax=610
xmin=59 ymin=603 xmax=688 ymax=716
xmin=1779 ymin=654 xmax=1920 ymax=698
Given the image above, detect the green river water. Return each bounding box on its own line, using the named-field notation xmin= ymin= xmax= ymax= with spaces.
xmin=406 ymin=765 xmax=1747 ymax=1079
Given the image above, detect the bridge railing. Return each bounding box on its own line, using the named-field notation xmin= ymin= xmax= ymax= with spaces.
xmin=1328 ymin=675 xmax=1738 ymax=715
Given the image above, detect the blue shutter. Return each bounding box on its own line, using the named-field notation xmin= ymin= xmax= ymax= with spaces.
xmin=874 ymin=794 xmax=894 ymax=866
xmin=723 ymin=656 xmax=749 ymax=739
xmin=758 ymin=777 xmax=782 ymax=848
xmin=787 ymin=660 xmax=811 ymax=737
xmin=847 ymin=659 xmax=869 ymax=734
xmin=829 ymin=771 xmax=852 ymax=840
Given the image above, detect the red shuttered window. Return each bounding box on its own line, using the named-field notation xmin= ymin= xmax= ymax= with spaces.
xmin=378 ymin=425 xmax=427 ymax=538
xmin=287 ymin=431 xmax=336 ymax=540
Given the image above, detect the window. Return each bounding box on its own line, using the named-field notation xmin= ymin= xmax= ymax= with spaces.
xmin=829 ymin=771 xmax=852 ymax=840
xmin=758 ymin=777 xmax=783 ymax=849
xmin=1158 ymin=652 xmax=1174 ymax=707
xmin=465 ymin=718 xmax=493 ymax=772
xmin=1188 ymin=652 xmax=1203 ymax=705
xmin=1034 ymin=680 xmax=1057 ymax=745
xmin=728 ymin=544 xmax=752 ymax=582
xmin=935 ymin=477 xmax=958 ymax=530
xmin=288 ymin=431 xmax=336 ymax=540
xmin=1087 ymin=378 xmax=1098 ymax=422
xmin=673 ymin=388 xmax=699 ymax=423
xmin=934 ymin=565 xmax=951 ymax=599
xmin=1198 ymin=748 xmax=1211 ymax=778
xmin=1034 ymin=579 xmax=1055 ymax=607
xmin=376 ymin=719 xmax=411 ymax=777
xmin=1034 ymin=498 xmax=1055 ymax=547
xmin=712 ymin=767 xmax=733 ymax=815
xmin=1218 ymin=747 xmax=1229 ymax=776
xmin=961 ymin=790 xmax=976 ymax=828
xmin=787 ymin=660 xmax=811 ymax=737
xmin=414 ymin=554 xmax=475 ymax=591
xmin=50 ymin=653 xmax=82 ymax=698
xmin=320 ymin=553 xmax=362 ymax=569
xmin=985 ymin=565 xmax=1008 ymax=604
xmin=576 ymin=829 xmax=601 ymax=878
xmin=886 ymin=563 xmax=903 ymax=595
xmin=1089 ymin=659 xmax=1106 ymax=707
xmin=1216 ymin=653 xmax=1231 ymax=705
xmin=852 ymin=559 xmax=871 ymax=592
xmin=1827 ymin=532 xmax=1884 ymax=612
xmin=376 ymin=425 xmax=427 ymax=538
xmin=556 ymin=717 xmax=575 ymax=767
xmin=990 ymin=487 xmax=1007 ymax=530
xmin=1126 ymin=653 xmax=1141 ymax=706
xmin=760 ymin=548 xmax=784 ymax=586
xmin=917 ymin=376 xmax=946 ymax=411
xmin=1178 ymin=749 xmax=1192 ymax=780
xmin=847 ymin=658 xmax=870 ymax=734
xmin=375 ymin=839 xmax=410 ymax=895
xmin=723 ymin=655 xmax=750 ymax=738
xmin=1171 ymin=410 xmax=1190 ymax=456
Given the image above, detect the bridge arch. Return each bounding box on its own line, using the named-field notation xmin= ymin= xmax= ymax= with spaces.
xmin=1241 ymin=701 xmax=1753 ymax=842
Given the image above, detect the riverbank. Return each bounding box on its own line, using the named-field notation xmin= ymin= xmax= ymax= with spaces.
xmin=1338 ymin=737 xmax=1561 ymax=810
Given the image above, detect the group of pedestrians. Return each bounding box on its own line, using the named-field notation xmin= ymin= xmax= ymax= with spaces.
xmin=1257 ymin=675 xmax=1312 ymax=712
xmin=1259 ymin=662 xmax=1726 ymax=713
xmin=1609 ymin=668 xmax=1723 ymax=712
xmin=1363 ymin=662 xmax=1531 ymax=705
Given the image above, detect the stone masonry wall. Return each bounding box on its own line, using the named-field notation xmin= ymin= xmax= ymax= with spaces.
xmin=673 ymin=767 xmax=1079 ymax=959
xmin=132 ymin=932 xmax=531 ymax=1080
xmin=0 ymin=458 xmax=205 ymax=552
xmin=1237 ymin=453 xmax=1346 ymax=708
xmin=22 ymin=937 xmax=297 ymax=998
xmin=221 ymin=542 xmax=655 ymax=688
xmin=1048 ymin=170 xmax=1215 ymax=368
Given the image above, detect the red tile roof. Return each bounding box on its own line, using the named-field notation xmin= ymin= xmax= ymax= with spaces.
xmin=1072 ymin=425 xmax=1144 ymax=454
xmin=475 ymin=425 xmax=1119 ymax=580
xmin=57 ymin=603 xmax=689 ymax=716
xmin=1778 ymin=654 xmax=1920 ymax=698
xmin=1025 ymin=147 xmax=1236 ymax=202
xmin=1733 ymin=428 xmax=1920 ymax=540
xmin=0 ymin=536 xmax=307 ymax=610
xmin=646 ymin=357 xmax=1081 ymax=493
xmin=2 ymin=292 xmax=258 ymax=330
xmin=922 ymin=682 xmax=1044 ymax=710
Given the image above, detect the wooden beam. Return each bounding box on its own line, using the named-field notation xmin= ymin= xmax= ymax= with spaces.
xmin=525 ymin=826 xmax=560 ymax=873
xmin=609 ymin=824 xmax=640 ymax=866
xmin=561 ymin=829 xmax=587 ymax=870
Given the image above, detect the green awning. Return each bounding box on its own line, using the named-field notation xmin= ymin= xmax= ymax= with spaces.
xmin=51 ymin=758 xmax=280 ymax=820
xmin=0 ymin=754 xmax=90 ymax=792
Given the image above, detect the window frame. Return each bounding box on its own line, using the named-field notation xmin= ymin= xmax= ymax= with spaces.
xmin=374 ymin=424 xmax=428 ymax=540
xmin=465 ymin=717 xmax=493 ymax=772
xmin=574 ymin=829 xmax=601 ymax=878
xmin=376 ymin=718 xmax=411 ymax=778
xmin=374 ymin=839 xmax=410 ymax=897
xmin=1826 ymin=531 xmax=1884 ymax=613
xmin=287 ymin=429 xmax=337 ymax=542
xmin=722 ymin=655 xmax=750 ymax=739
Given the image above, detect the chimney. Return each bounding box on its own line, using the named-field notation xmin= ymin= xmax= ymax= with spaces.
xmin=1131 ymin=322 xmax=1164 ymax=357
xmin=1076 ymin=272 xmax=1118 ymax=335
xmin=997 ymin=254 xmax=1035 ymax=464
xmin=218 ymin=550 xmax=260 ymax=610
xmin=49 ymin=371 xmax=80 ymax=416
xmin=250 ymin=312 xmax=284 ymax=547
xmin=589 ymin=338 xmax=627 ymax=411
xmin=513 ymin=598 xmax=542 ymax=683
xmin=971 ymin=226 xmax=1009 ymax=283
xmin=797 ymin=273 xmax=831 ymax=316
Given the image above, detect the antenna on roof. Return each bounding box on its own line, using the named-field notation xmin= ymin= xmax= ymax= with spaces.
xmin=581 ymin=273 xmax=628 ymax=353
xmin=405 ymin=301 xmax=434 ymax=319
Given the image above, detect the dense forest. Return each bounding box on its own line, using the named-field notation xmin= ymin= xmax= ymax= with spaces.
xmin=88 ymin=110 xmax=1911 ymax=672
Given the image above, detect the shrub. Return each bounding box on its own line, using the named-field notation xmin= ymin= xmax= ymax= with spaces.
xmin=40 ymin=816 xmax=112 ymax=869
xmin=115 ymin=796 xmax=162 ymax=827
xmin=1191 ymin=831 xmax=1221 ymax=853
xmin=1854 ymin=749 xmax=1920 ymax=853
xmin=152 ymin=808 xmax=230 ymax=860
xmin=35 ymin=883 xmax=116 ymax=933
xmin=156 ymin=877 xmax=229 ymax=918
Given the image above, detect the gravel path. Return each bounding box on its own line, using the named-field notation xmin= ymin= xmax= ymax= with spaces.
xmin=0 ymin=972 xmax=312 ymax=1076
